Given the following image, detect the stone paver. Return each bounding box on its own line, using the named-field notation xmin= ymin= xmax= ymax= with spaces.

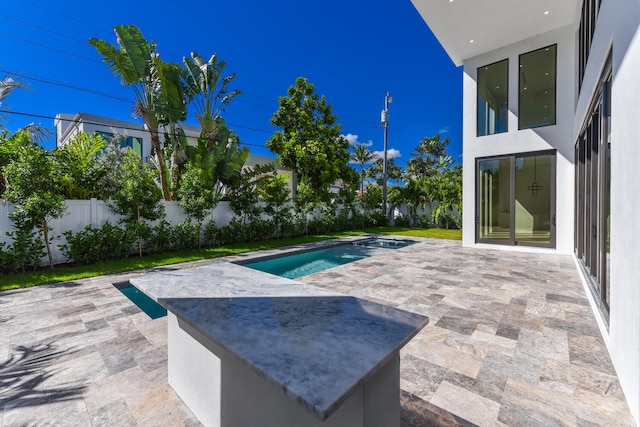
xmin=0 ymin=237 xmax=634 ymax=426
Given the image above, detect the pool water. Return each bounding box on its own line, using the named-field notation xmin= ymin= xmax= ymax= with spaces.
xmin=239 ymin=238 xmax=415 ymax=279
xmin=114 ymin=281 xmax=167 ymax=319
xmin=113 ymin=238 xmax=415 ymax=317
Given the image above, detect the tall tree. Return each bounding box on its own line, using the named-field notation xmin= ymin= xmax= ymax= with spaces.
xmin=108 ymin=151 xmax=164 ymax=256
xmin=267 ymin=77 xmax=350 ymax=199
xmin=366 ymin=157 xmax=403 ymax=186
xmin=0 ymin=129 xmax=36 ymax=196
xmin=350 ymin=142 xmax=376 ymax=195
xmin=4 ymin=144 xmax=66 ymax=268
xmin=406 ymin=134 xmax=453 ymax=179
xmin=90 ymin=25 xmax=186 ymax=200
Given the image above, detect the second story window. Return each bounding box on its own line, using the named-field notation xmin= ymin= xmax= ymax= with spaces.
xmin=477 ymin=59 xmax=508 ymax=136
xmin=519 ymin=44 xmax=557 ymax=129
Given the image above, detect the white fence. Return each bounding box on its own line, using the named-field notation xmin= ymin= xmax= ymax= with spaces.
xmin=0 ymin=199 xmax=235 ymax=265
xmin=0 ymin=198 xmax=458 ymax=266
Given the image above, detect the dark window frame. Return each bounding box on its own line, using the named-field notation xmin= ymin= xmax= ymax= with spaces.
xmin=518 ymin=44 xmax=558 ymax=130
xmin=477 ymin=58 xmax=509 ymax=137
xmin=475 ymin=149 xmax=557 ymax=248
xmin=578 ymin=0 xmax=603 ymax=90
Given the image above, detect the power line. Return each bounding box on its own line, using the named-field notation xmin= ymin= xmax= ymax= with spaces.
xmin=0 ymin=31 xmax=102 ymax=64
xmin=0 ymin=68 xmax=132 ymax=103
xmin=2 ymin=111 xmax=274 ymax=146
xmin=13 ymin=0 xmax=387 ymax=103
xmin=0 ymin=13 xmax=88 ymax=44
xmin=0 ymin=69 xmax=378 ymax=131
xmin=18 ymin=0 xmax=111 ymax=36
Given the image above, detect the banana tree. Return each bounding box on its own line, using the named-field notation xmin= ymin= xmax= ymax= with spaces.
xmin=184 ymin=118 xmax=249 ymax=198
xmin=90 ymin=25 xmax=185 ymax=200
xmin=183 ymin=52 xmax=241 ymax=149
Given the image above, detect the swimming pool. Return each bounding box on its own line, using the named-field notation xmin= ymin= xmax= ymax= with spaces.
xmin=237 ymin=237 xmax=415 ymax=279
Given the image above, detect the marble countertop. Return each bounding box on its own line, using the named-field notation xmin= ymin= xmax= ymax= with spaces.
xmin=130 ymin=262 xmax=342 ymax=300
xmin=130 ymin=261 xmax=428 ymax=420
xmin=162 ymin=295 xmax=428 ymax=421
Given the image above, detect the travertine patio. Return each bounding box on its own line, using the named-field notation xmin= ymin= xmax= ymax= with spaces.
xmin=0 ymin=237 xmax=634 ymax=426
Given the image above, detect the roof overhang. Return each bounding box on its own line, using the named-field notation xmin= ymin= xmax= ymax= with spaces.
xmin=410 ymin=0 xmax=581 ymax=66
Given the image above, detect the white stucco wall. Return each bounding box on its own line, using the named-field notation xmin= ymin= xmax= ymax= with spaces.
xmin=575 ymin=0 xmax=640 ymax=424
xmin=461 ymin=25 xmax=576 ymax=254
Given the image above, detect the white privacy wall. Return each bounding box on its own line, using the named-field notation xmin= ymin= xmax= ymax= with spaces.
xmin=461 ymin=25 xmax=576 ymax=254
xmin=0 ymin=200 xmax=235 ymax=265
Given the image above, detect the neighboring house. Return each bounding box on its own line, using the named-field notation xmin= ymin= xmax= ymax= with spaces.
xmin=411 ymin=0 xmax=640 ymax=423
xmin=54 ymin=113 xmax=294 ymax=194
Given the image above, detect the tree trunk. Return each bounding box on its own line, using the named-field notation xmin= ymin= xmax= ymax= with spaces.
xmin=41 ymin=220 xmax=53 ymax=269
xmin=170 ymin=150 xmax=179 ymax=201
xmin=149 ymin=128 xmax=170 ymax=200
xmin=137 ymin=207 xmax=143 ymax=258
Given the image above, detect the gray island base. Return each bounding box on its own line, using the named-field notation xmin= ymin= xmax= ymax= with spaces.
xmin=131 ymin=264 xmax=428 ymax=427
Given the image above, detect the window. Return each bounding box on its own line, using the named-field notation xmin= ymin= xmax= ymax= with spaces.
xmin=519 ymin=45 xmax=557 ymax=129
xmin=579 ymin=0 xmax=603 ymax=89
xmin=477 ymin=59 xmax=508 ymax=136
xmin=477 ymin=151 xmax=556 ymax=247
xmin=94 ymin=131 xmax=114 ymax=141
xmin=122 ymin=136 xmax=143 ymax=158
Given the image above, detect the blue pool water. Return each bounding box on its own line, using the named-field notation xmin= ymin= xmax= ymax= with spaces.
xmin=239 ymin=238 xmax=415 ymax=279
xmin=114 ymin=281 xmax=167 ymax=319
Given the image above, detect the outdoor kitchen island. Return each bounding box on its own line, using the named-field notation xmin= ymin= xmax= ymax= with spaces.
xmin=130 ymin=262 xmax=428 ymax=427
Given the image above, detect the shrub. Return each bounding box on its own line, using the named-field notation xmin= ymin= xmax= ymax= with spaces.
xmin=59 ymin=222 xmax=136 ymax=265
xmin=393 ymin=214 xmax=411 ymax=227
xmin=146 ymin=220 xmax=173 ymax=253
xmin=202 ymin=221 xmax=218 ymax=247
xmin=170 ymin=220 xmax=201 ymax=250
xmin=1 ymin=228 xmax=44 ymax=273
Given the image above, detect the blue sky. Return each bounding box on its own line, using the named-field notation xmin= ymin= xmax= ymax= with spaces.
xmin=0 ymin=0 xmax=462 ymax=168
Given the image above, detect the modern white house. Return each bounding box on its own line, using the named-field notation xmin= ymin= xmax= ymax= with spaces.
xmin=411 ymin=0 xmax=640 ymax=424
xmin=54 ymin=112 xmax=294 ymax=193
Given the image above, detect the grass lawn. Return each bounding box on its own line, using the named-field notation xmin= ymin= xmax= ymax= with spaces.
xmin=364 ymin=226 xmax=462 ymax=240
xmin=0 ymin=227 xmax=460 ymax=291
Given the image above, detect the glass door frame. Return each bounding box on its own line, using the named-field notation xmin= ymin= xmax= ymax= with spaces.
xmin=475 ymin=150 xmax=557 ymax=248
xmin=574 ymin=51 xmax=611 ymax=320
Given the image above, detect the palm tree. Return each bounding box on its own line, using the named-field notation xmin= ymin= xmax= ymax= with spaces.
xmin=0 ymin=77 xmax=23 ymax=127
xmin=90 ymin=25 xmax=185 ymax=200
xmin=406 ymin=133 xmax=451 ymax=179
xmin=183 ymin=52 xmax=241 ymax=148
xmin=350 ymin=143 xmax=375 ymax=195
xmin=366 ymin=157 xmax=403 ymax=186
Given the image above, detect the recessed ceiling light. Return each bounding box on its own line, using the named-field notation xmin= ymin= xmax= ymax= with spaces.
xmin=524 ymin=87 xmax=528 ymax=90
xmin=545 ymin=72 xmax=549 ymax=76
xmin=470 ymin=39 xmax=475 ymax=43
xmin=544 ymin=10 xmax=550 ymax=15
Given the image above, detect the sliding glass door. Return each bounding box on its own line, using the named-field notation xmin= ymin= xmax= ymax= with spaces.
xmin=575 ymin=54 xmax=611 ymax=318
xmin=477 ymin=151 xmax=556 ymax=247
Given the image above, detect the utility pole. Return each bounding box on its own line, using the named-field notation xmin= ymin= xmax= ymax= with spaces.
xmin=381 ymin=92 xmax=392 ymax=218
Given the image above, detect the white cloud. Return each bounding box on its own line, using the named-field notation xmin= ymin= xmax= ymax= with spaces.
xmin=438 ymin=127 xmax=450 ymax=134
xmin=343 ymin=133 xmax=359 ymax=145
xmin=371 ymin=148 xmax=401 ymax=160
